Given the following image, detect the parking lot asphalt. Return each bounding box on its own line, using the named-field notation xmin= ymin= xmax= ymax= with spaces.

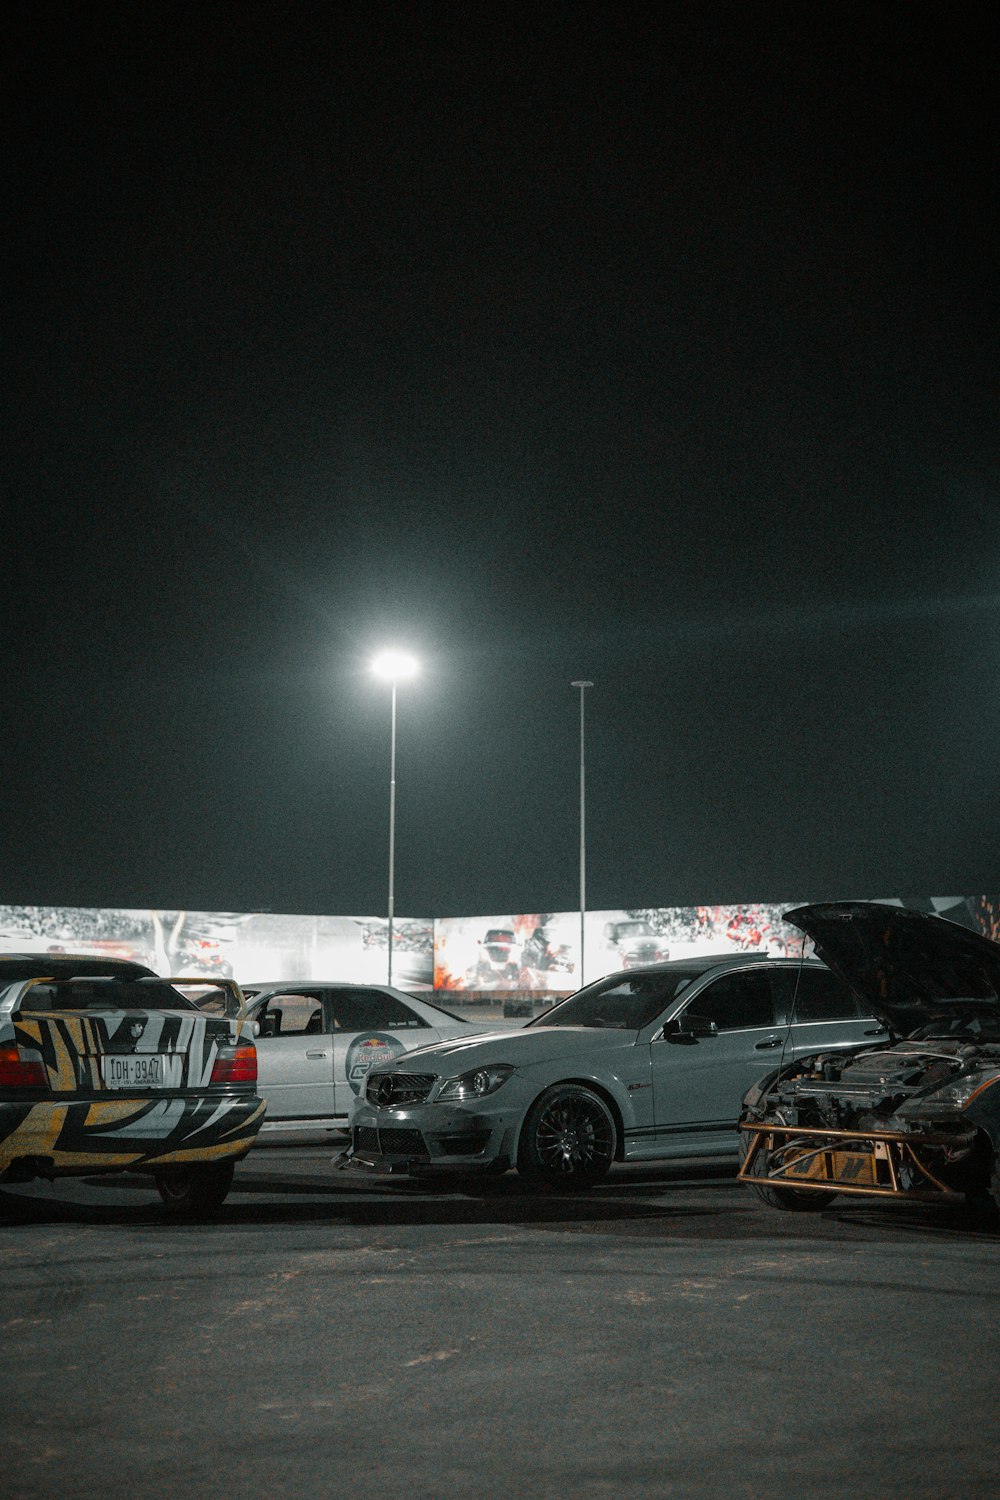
xmin=2 ymin=1145 xmax=998 ymax=1500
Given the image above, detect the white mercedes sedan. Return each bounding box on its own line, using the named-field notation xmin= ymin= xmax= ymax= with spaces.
xmin=342 ymin=955 xmax=884 ymax=1188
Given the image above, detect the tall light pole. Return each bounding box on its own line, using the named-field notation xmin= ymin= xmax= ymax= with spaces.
xmin=372 ymin=650 xmax=419 ymax=985
xmin=571 ymin=680 xmax=593 ymax=984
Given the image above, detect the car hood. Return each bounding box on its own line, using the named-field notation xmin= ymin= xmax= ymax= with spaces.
xmin=783 ymin=901 xmax=1000 ymax=1036
xmin=386 ymin=1026 xmax=630 ymax=1072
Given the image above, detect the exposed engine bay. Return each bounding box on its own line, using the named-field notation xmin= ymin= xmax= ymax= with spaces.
xmin=738 ymin=903 xmax=1000 ymax=1213
xmin=740 ymin=1035 xmax=1000 ymax=1206
xmin=762 ymin=1040 xmax=1000 ymax=1132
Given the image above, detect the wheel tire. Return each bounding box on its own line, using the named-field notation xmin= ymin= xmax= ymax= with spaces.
xmin=154 ymin=1162 xmax=235 ymax=1218
xmin=988 ymin=1152 xmax=1000 ymax=1216
xmin=517 ymin=1084 xmax=616 ymax=1191
xmin=739 ymin=1118 xmax=838 ymax=1212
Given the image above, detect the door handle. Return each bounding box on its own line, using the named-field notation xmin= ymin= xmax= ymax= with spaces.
xmin=305 ymin=1050 xmax=328 ymax=1059
xmin=863 ymin=1028 xmax=887 ymax=1037
xmin=754 ymin=1037 xmax=784 ymax=1050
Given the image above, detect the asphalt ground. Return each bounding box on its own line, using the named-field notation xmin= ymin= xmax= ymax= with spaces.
xmin=2 ymin=1144 xmax=998 ymax=1500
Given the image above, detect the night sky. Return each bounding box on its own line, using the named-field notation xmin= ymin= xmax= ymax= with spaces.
xmin=4 ymin=1 xmax=998 ymax=919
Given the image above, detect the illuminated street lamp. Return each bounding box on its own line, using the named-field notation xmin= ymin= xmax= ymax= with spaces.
xmin=571 ymin=680 xmax=594 ymax=983
xmin=372 ymin=651 xmax=419 ymax=984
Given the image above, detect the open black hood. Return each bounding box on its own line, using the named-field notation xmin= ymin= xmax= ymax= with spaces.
xmin=783 ymin=901 xmax=1000 ymax=1037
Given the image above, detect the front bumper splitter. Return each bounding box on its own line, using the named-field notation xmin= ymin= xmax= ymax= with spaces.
xmin=332 ymin=1149 xmax=418 ymax=1176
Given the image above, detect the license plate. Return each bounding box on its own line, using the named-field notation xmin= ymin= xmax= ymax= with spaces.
xmin=102 ymin=1055 xmax=178 ymax=1089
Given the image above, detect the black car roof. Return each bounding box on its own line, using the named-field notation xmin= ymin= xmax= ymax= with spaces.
xmin=0 ymin=953 xmax=156 ymax=980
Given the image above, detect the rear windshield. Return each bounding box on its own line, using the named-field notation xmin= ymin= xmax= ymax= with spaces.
xmin=19 ymin=978 xmax=200 ymax=1012
xmin=531 ymin=970 xmax=705 ymax=1030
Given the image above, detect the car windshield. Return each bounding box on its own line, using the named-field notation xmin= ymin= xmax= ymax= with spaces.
xmin=19 ymin=978 xmax=202 ymax=1012
xmin=409 ymin=997 xmax=469 ymax=1024
xmin=909 ymin=1002 xmax=1000 ymax=1043
xmin=615 ymin=922 xmax=653 ymax=937
xmin=530 ymin=970 xmax=704 ymax=1030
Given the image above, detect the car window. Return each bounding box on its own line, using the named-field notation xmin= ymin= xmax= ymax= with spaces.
xmin=682 ymin=971 xmax=775 ymax=1031
xmin=329 ymin=988 xmax=425 ymax=1031
xmin=533 ymin=971 xmax=704 ymax=1029
xmin=18 ymin=978 xmax=198 ymax=1012
xmin=774 ymin=967 xmax=860 ymax=1022
xmin=258 ymin=991 xmax=325 ymax=1036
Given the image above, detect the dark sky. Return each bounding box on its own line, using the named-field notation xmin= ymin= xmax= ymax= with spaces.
xmin=4 ymin=1 xmax=998 ymax=918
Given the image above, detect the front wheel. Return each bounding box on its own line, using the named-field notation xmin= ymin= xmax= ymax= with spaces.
xmin=988 ymin=1152 xmax=1000 ymax=1216
xmin=517 ymin=1084 xmax=617 ymax=1191
xmin=739 ymin=1118 xmax=838 ymax=1212
xmin=154 ymin=1162 xmax=235 ymax=1218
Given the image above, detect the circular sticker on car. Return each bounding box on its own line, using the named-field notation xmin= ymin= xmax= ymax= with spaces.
xmin=345 ymin=1032 xmax=406 ymax=1093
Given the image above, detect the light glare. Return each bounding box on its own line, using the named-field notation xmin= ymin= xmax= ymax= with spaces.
xmin=372 ymin=650 xmax=419 ymax=681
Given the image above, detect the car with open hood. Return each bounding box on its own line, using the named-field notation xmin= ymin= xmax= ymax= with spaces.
xmin=738 ymin=902 xmax=1000 ymax=1214
xmin=0 ymin=961 xmax=264 ymax=1216
xmin=339 ymin=951 xmax=881 ymax=1188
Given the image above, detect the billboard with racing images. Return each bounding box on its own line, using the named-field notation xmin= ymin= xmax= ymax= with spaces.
xmin=0 ymin=906 xmax=436 ymax=989
xmin=433 ymin=903 xmax=804 ymax=993
xmin=0 ymin=896 xmax=995 ymax=999
xmin=433 ymin=897 xmax=1000 ymax=993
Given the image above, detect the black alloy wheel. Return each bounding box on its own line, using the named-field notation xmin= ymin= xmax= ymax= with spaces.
xmin=739 ymin=1116 xmax=838 ymax=1211
xmin=518 ymin=1084 xmax=617 ymax=1190
xmin=154 ymin=1161 xmax=235 ymax=1217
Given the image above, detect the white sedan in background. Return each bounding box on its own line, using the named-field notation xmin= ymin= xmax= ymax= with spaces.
xmin=241 ymin=982 xmax=482 ymax=1135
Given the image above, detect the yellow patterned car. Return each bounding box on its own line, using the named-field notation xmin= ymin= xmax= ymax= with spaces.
xmin=0 ymin=957 xmax=264 ymax=1215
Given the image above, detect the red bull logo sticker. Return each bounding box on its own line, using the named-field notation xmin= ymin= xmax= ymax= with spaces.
xmin=345 ymin=1032 xmax=406 ymax=1093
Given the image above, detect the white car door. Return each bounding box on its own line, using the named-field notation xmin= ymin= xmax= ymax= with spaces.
xmin=253 ymin=987 xmax=337 ymax=1123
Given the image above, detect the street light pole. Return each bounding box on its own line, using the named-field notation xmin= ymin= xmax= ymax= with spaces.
xmin=387 ymin=675 xmax=397 ymax=986
xmin=571 ymin=680 xmax=593 ymax=984
xmin=372 ymin=651 xmax=419 ymax=988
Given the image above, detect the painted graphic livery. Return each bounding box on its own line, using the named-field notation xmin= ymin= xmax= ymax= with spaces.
xmin=0 ymin=973 xmax=265 ymax=1211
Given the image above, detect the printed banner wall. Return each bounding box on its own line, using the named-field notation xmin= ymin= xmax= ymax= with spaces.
xmin=2 ymin=896 xmax=996 ymax=997
xmin=433 ymin=897 xmax=997 ymax=991
xmin=0 ymin=907 xmax=435 ymax=988
xmin=433 ymin=904 xmax=800 ymax=991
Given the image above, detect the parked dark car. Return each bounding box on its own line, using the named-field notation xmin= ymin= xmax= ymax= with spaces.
xmin=739 ymin=902 xmax=1000 ymax=1214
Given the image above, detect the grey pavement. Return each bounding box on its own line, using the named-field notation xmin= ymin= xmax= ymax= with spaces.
xmin=1 ymin=1147 xmax=997 ymax=1500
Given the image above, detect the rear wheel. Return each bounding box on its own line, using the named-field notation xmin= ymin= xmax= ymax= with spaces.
xmin=739 ymin=1116 xmax=838 ymax=1211
xmin=988 ymin=1152 xmax=1000 ymax=1216
xmin=517 ymin=1084 xmax=616 ymax=1191
xmin=154 ymin=1162 xmax=235 ymax=1217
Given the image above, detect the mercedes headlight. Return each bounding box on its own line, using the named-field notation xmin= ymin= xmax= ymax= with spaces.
xmin=436 ymin=1065 xmax=515 ymax=1102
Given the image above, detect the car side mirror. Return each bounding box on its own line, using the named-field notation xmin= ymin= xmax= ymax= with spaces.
xmin=662 ymin=1015 xmax=718 ymax=1044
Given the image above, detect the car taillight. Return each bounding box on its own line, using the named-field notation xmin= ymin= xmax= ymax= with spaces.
xmin=0 ymin=1044 xmax=47 ymax=1089
xmin=210 ymin=1043 xmax=257 ymax=1084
